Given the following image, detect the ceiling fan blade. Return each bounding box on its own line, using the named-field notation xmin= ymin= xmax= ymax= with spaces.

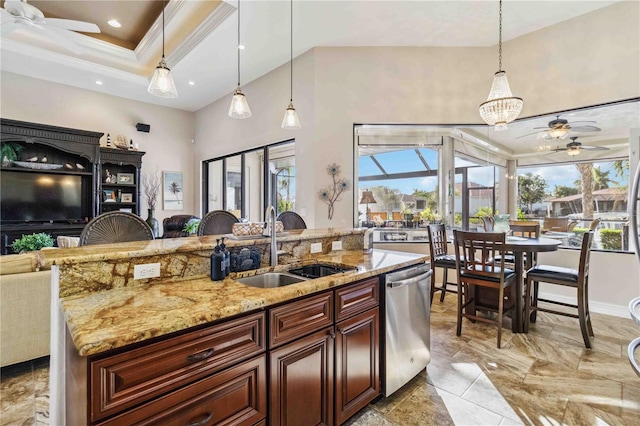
xmin=45 ymin=18 xmax=100 ymax=33
xmin=516 ymin=130 xmax=544 ymax=139
xmin=580 ymin=145 xmax=609 ymax=151
xmin=569 ymin=125 xmax=601 ymax=132
xmin=32 ymin=25 xmax=87 ymax=55
xmin=567 ymin=120 xmax=597 ymax=124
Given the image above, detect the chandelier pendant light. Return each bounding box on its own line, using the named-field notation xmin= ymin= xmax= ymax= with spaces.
xmin=479 ymin=0 xmax=523 ymax=131
xmin=148 ymin=0 xmax=177 ymax=98
xmin=282 ymin=0 xmax=300 ymax=129
xmin=229 ymin=0 xmax=251 ymax=119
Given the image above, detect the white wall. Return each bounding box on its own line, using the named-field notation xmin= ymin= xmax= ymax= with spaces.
xmin=0 ymin=72 xmax=197 ymax=227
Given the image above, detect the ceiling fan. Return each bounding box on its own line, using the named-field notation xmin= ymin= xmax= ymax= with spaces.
xmin=517 ymin=115 xmax=601 ymax=140
xmin=551 ymin=137 xmax=609 ymax=157
xmin=0 ymin=0 xmax=100 ymax=54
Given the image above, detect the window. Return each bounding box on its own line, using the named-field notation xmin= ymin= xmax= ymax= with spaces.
xmin=202 ymin=140 xmax=295 ymax=221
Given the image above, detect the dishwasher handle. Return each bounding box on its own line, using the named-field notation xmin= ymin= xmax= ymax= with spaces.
xmin=387 ymin=270 xmax=432 ymax=288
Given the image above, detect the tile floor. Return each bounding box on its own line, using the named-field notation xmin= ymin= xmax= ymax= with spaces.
xmin=2 ymin=296 xmax=639 ymax=425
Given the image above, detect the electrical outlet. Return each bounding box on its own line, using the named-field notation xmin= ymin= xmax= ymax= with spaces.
xmin=134 ymin=263 xmax=161 ymax=280
xmin=310 ymin=242 xmax=322 ymax=254
xmin=331 ymin=241 xmax=343 ymax=251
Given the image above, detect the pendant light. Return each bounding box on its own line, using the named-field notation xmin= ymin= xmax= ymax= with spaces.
xmin=148 ymin=0 xmax=177 ymax=98
xmin=478 ymin=0 xmax=522 ymax=131
xmin=229 ymin=0 xmax=251 ymax=119
xmin=281 ymin=0 xmax=300 ymax=129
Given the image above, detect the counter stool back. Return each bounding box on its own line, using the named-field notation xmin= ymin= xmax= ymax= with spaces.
xmin=79 ymin=211 xmax=154 ymax=246
xmin=277 ymin=211 xmax=307 ymax=230
xmin=524 ymin=230 xmax=595 ymax=348
xmin=197 ymin=210 xmax=239 ymax=236
xmin=427 ymin=224 xmax=457 ymax=304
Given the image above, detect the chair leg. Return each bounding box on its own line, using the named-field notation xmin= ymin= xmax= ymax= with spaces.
xmin=531 ymin=281 xmax=539 ymax=323
xmin=456 ymin=280 xmax=463 ymax=337
xmin=439 ymin=268 xmax=448 ymax=303
xmin=585 ymin=277 xmax=594 ymax=337
xmin=497 ymin=285 xmax=504 ymax=348
xmin=577 ymin=283 xmax=592 ymax=349
xmin=430 ymin=266 xmax=437 ymax=305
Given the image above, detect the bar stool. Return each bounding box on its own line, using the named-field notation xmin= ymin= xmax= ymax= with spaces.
xmin=524 ymin=230 xmax=595 ymax=348
xmin=427 ymin=224 xmax=457 ymax=304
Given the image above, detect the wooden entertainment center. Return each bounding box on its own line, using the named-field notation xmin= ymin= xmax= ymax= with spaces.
xmin=0 ymin=119 xmax=145 ymax=254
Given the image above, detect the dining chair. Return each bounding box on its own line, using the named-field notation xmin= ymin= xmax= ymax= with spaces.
xmin=524 ymin=230 xmax=595 ymax=348
xmin=427 ymin=224 xmax=457 ymax=304
xmin=79 ymin=211 xmax=154 ymax=246
xmin=502 ymin=222 xmax=541 ymax=270
xmin=277 ymin=211 xmax=307 ymax=230
xmin=453 ymin=230 xmax=516 ymax=348
xmin=197 ymin=210 xmax=240 ymax=236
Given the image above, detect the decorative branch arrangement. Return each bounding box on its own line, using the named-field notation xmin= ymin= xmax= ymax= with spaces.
xmin=318 ymin=163 xmax=351 ymax=220
xmin=142 ymin=171 xmax=160 ymax=210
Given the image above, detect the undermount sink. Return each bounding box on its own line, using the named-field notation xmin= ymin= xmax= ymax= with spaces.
xmin=235 ymin=272 xmax=308 ymax=289
xmin=287 ymin=263 xmax=357 ymax=279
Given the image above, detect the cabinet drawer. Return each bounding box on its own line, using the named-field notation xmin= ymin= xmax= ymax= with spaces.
xmin=335 ymin=277 xmax=379 ymax=321
xmin=97 ymin=354 xmax=267 ymax=426
xmin=269 ymin=291 xmax=334 ymax=348
xmin=91 ymin=312 xmax=265 ymax=423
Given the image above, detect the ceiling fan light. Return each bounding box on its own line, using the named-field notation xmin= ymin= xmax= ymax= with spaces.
xmin=479 ymin=71 xmax=523 ymax=131
xmin=228 ymin=87 xmax=252 ymax=119
xmin=549 ymin=127 xmax=568 ymax=138
xmin=567 ymin=147 xmax=581 ymax=156
xmin=147 ymin=58 xmax=177 ymax=98
xmin=281 ymin=102 xmax=301 ymax=129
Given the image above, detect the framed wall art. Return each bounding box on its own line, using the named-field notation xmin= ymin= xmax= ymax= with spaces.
xmin=121 ymin=193 xmax=133 ymax=203
xmin=117 ymin=173 xmax=134 ymax=184
xmin=163 ymin=171 xmax=183 ymax=211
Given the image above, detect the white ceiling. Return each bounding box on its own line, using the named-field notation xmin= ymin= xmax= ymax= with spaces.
xmin=0 ymin=0 xmax=621 ymax=113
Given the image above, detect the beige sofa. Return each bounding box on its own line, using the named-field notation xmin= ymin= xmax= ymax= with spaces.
xmin=0 ymin=253 xmax=51 ymax=367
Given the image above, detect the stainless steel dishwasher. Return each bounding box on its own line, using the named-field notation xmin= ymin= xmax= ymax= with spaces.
xmin=384 ymin=263 xmax=432 ymax=396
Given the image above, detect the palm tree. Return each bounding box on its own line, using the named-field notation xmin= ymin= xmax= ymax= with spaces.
xmin=576 ymin=164 xmax=594 ymax=219
xmin=592 ymin=166 xmax=617 ymax=190
xmin=169 ymin=182 xmax=182 ymax=204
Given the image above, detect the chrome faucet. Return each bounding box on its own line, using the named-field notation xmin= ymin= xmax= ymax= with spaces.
xmin=265 ymin=205 xmax=278 ymax=266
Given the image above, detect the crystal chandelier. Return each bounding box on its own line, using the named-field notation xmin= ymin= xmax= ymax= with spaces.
xmin=148 ymin=0 xmax=177 ymax=98
xmin=479 ymin=0 xmax=523 ymax=131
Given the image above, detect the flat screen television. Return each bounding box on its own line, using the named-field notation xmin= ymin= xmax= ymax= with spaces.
xmin=1 ymin=171 xmax=87 ymax=223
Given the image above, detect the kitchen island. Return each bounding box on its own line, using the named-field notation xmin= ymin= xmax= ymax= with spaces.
xmin=48 ymin=228 xmax=429 ymax=425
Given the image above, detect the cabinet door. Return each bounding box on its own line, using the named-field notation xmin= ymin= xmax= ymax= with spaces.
xmin=335 ymin=308 xmax=380 ymax=425
xmin=269 ymin=327 xmax=334 ymax=426
xmin=97 ymin=355 xmax=266 ymax=426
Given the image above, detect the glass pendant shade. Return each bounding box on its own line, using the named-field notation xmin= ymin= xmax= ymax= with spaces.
xmin=479 ymin=71 xmax=523 ymax=131
xmin=228 ymin=87 xmax=252 ymax=119
xmin=549 ymin=127 xmax=569 ymax=138
xmin=281 ymin=102 xmax=301 ymax=129
xmin=567 ymin=147 xmax=581 ymax=156
xmin=148 ymin=58 xmax=178 ymax=98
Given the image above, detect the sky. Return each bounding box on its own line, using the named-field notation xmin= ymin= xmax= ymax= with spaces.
xmin=357 ymin=148 xmax=629 ymax=196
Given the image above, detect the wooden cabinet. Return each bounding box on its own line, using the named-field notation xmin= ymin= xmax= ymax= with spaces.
xmin=99 ymin=147 xmax=145 ymax=216
xmin=84 ymin=312 xmax=266 ymax=425
xmin=267 ymin=276 xmax=380 ymax=426
xmin=269 ymin=327 xmax=335 ymax=426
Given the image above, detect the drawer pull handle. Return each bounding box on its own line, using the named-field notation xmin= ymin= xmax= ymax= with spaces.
xmin=186 ymin=412 xmax=213 ymax=426
xmin=187 ymin=348 xmax=214 ymax=362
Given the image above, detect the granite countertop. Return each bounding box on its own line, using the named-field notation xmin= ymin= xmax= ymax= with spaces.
xmin=60 ymin=248 xmax=428 ymax=357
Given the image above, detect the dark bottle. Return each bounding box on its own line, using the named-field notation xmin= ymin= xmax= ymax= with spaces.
xmin=211 ymin=239 xmax=225 ymax=281
xmin=220 ymin=237 xmax=230 ymax=275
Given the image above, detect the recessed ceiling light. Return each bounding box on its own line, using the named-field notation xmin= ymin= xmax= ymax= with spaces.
xmin=95 ymin=80 xmax=103 ymax=85
xmin=107 ymin=19 xmax=121 ymax=28
xmin=188 ymin=81 xmax=195 ymax=86
xmin=238 ymin=44 xmax=245 ymax=50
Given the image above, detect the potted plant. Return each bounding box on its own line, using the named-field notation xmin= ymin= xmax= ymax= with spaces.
xmin=1 ymin=141 xmax=24 ymax=166
xmin=182 ymin=218 xmax=201 ymax=235
xmin=11 ymin=233 xmax=54 ymax=253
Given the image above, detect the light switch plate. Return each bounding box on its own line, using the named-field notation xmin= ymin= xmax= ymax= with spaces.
xmin=331 ymin=241 xmax=343 ymax=251
xmin=310 ymin=242 xmax=322 ymax=254
xmin=134 ymin=263 xmax=161 ymax=279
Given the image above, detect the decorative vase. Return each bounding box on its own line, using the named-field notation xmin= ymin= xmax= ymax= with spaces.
xmin=146 ymin=208 xmax=159 ymax=238
xmin=493 ymin=214 xmax=510 ymax=233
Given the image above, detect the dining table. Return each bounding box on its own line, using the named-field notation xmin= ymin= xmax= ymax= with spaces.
xmin=467 ymin=235 xmax=562 ymax=333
